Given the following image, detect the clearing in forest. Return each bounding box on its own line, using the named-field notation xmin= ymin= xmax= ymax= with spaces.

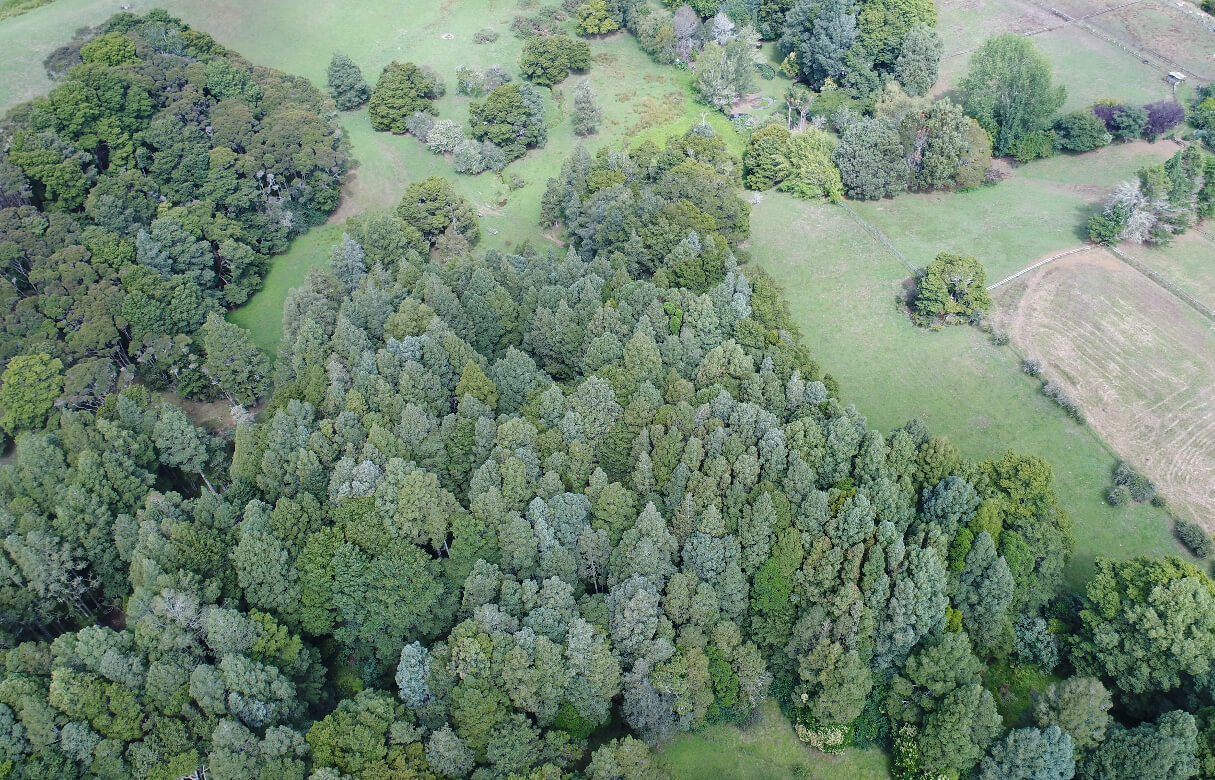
xmin=994 ymin=249 xmax=1215 ymax=531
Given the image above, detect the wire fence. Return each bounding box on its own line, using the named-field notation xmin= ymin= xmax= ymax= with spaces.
xmin=836 ymin=202 xmax=922 ymax=277
xmin=986 ymin=246 xmax=1093 ymax=290
xmin=1108 ymin=245 xmax=1215 ymax=322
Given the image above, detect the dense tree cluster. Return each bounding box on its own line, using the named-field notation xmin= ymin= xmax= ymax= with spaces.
xmin=21 ymin=127 xmax=1194 ymax=779
xmin=0 ymin=11 xmax=343 ymax=431
xmin=960 ymin=34 xmax=1066 ymax=157
xmin=1087 ymin=145 xmax=1215 ymax=245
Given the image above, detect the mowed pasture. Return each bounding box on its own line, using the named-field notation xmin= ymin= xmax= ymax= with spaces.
xmin=994 ymin=248 xmax=1215 ymax=530
xmin=745 ymin=193 xmax=1180 ymax=584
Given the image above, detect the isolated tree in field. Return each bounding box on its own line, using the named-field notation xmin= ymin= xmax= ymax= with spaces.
xmin=914 ymin=252 xmax=991 ymax=322
xmin=961 ymin=35 xmax=1065 ymax=156
xmin=833 ymin=117 xmax=907 ymax=199
xmin=576 ymin=0 xmax=620 ymax=35
xmin=519 ymin=34 xmax=590 ymax=86
xmin=895 ymin=23 xmax=942 ymax=97
xmin=0 ymin=353 xmax=64 ymax=435
xmin=200 ymin=313 xmax=271 ymax=406
xmin=572 ymin=79 xmax=602 ymax=135
xmin=369 ymin=61 xmax=441 ymax=133
xmin=395 ymin=176 xmax=480 ymax=246
xmin=327 ymin=52 xmax=370 ymax=110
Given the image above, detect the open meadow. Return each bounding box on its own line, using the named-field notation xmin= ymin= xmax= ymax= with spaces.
xmin=992 ymin=248 xmax=1215 ymax=530
xmin=660 ymin=700 xmax=892 ymax=780
xmin=1123 ymin=230 xmax=1215 ymax=311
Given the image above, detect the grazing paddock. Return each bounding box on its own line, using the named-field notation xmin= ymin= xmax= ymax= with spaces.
xmin=746 ymin=193 xmax=1180 ymax=584
xmin=934 ymin=0 xmax=1177 ymax=110
xmin=994 ymin=248 xmax=1215 ymax=530
xmin=1086 ymin=0 xmax=1215 ymax=79
xmin=1124 ymin=230 xmax=1215 ymax=312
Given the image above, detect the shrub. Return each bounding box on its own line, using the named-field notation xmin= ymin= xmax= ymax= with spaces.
xmin=755 ymin=62 xmax=775 ymax=80
xmin=1175 ymin=520 xmax=1212 ymax=558
xmin=1021 ymin=358 xmax=1043 ymax=377
xmin=473 ymin=28 xmax=499 ymax=43
xmin=405 ymin=111 xmax=436 ymax=140
xmin=1054 ymin=110 xmax=1110 ymax=152
xmin=452 ymin=138 xmax=488 ymax=174
xmin=1009 ymin=131 xmax=1056 ymax=162
xmin=426 ymin=120 xmax=465 ymax=153
xmin=1144 ymin=100 xmax=1185 ymax=139
xmin=1043 ymin=380 xmax=1084 ymax=423
xmin=1113 ymin=461 xmax=1156 ymax=502
xmin=1106 ymin=484 xmax=1130 ymax=506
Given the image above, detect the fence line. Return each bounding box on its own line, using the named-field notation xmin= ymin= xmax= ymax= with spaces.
xmin=1107 ymin=246 xmax=1215 ymax=322
xmin=986 ymin=246 xmax=1093 ymax=290
xmin=836 ymin=202 xmax=922 ymax=277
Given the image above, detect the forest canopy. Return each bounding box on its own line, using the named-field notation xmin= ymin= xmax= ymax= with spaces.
xmin=0 ymin=10 xmax=346 ymax=425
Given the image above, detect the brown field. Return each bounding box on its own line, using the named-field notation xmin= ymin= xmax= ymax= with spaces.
xmin=994 ymin=249 xmax=1215 ymax=530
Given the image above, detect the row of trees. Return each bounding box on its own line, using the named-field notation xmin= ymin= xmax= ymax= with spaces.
xmin=1088 ymin=144 xmax=1215 ymax=245
xmin=0 ymin=11 xmax=341 ymax=433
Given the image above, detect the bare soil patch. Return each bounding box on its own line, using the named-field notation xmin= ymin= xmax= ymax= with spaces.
xmin=1000 ymin=249 xmax=1215 ymax=529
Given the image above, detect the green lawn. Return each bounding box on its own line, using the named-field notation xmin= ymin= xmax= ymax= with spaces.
xmin=660 ymin=699 xmax=891 ymax=780
xmin=848 ymin=141 xmax=1178 ymax=282
xmin=1122 ymin=229 xmax=1215 ymax=312
xmin=746 ymin=192 xmax=1180 ymax=585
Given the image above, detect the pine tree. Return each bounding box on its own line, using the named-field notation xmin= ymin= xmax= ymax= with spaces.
xmin=326 ymin=52 xmax=370 ymax=110
xmin=572 ymin=79 xmax=602 ymax=136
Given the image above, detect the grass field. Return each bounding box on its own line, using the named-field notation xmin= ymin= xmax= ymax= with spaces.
xmin=848 ymin=141 xmax=1177 ymax=281
xmin=746 ymin=192 xmax=1180 ymax=584
xmin=994 ymin=248 xmax=1215 ymax=530
xmin=933 ymin=0 xmax=1179 ymax=110
xmin=1087 ymin=0 xmax=1215 ymax=80
xmin=660 ymin=699 xmax=891 ymax=780
xmin=1123 ymin=230 xmax=1215 ymax=311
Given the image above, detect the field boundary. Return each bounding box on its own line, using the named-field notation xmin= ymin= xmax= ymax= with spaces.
xmin=1108 ymin=245 xmax=1215 ymax=322
xmin=987 ymin=246 xmax=1093 ymax=289
xmin=837 ymin=202 xmax=923 ymax=277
